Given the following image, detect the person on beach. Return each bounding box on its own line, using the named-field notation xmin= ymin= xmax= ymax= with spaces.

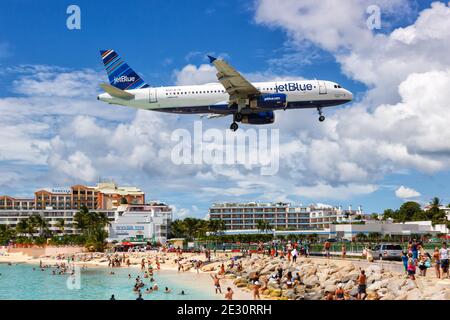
xmin=401 ymin=251 xmax=409 ymax=275
xmin=407 ymin=256 xmax=416 ymax=280
xmin=141 ymin=258 xmax=146 ymax=270
xmin=324 ymin=241 xmax=331 ymax=259
xmin=411 ymin=239 xmax=419 ymax=264
xmin=292 ymin=248 xmax=298 ymax=263
xmin=211 ymin=274 xmax=222 ymax=294
xmin=341 ymin=244 xmax=347 ymax=259
xmin=440 ymin=242 xmax=449 ymax=279
xmin=418 ymin=254 xmax=430 ymax=277
xmin=136 ymin=293 xmax=144 ymax=300
xmin=433 ymin=247 xmax=441 ymax=279
xmin=252 ymin=281 xmax=261 ymax=300
xmin=225 ymin=287 xmax=234 ymax=300
xmin=325 ymin=291 xmax=334 ymax=300
xmin=335 ymin=283 xmax=345 ymax=300
xmin=220 ymin=263 xmax=225 ymax=275
xmin=357 ymin=270 xmax=367 ymax=300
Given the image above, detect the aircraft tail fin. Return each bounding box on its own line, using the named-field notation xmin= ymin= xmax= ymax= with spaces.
xmin=99 ymin=49 xmax=149 ymax=90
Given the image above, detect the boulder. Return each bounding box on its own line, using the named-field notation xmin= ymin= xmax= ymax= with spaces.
xmin=349 ymin=286 xmax=359 ymax=297
xmin=269 ymin=289 xmax=282 ymax=297
xmin=303 ymin=275 xmax=320 ymax=288
xmin=340 ymin=272 xmax=359 ymax=283
xmin=406 ymin=288 xmax=423 ymax=300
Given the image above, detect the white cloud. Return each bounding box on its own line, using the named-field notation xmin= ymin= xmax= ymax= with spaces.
xmin=174 ymin=64 xmax=217 ymax=85
xmin=395 ymin=185 xmax=421 ymax=199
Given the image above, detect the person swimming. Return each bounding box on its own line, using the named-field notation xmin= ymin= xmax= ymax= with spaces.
xmin=165 ymin=287 xmax=171 ymax=293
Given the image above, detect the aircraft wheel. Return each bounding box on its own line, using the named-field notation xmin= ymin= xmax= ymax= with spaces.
xmin=319 ymin=115 xmax=325 ymax=122
xmin=234 ymin=113 xmax=243 ymax=122
xmin=230 ymin=122 xmax=239 ymax=131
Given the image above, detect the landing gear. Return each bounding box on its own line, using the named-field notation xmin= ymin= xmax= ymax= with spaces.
xmin=234 ymin=112 xmax=243 ymax=122
xmin=317 ymin=107 xmax=325 ymax=122
xmin=230 ymin=122 xmax=239 ymax=131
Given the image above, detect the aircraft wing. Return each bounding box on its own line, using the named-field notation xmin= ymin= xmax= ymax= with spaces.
xmin=208 ymin=56 xmax=260 ymax=104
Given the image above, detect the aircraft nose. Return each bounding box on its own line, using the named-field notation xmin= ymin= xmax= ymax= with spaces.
xmin=345 ymin=90 xmax=353 ymax=101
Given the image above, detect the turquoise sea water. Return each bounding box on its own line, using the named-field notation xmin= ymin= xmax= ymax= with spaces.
xmin=0 ymin=263 xmax=220 ymax=300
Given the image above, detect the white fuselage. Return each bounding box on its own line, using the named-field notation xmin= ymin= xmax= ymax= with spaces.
xmin=98 ymin=80 xmax=352 ymax=114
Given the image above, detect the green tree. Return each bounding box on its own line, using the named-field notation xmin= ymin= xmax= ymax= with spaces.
xmin=73 ymin=205 xmax=110 ymax=251
xmin=0 ymin=225 xmax=16 ymax=245
xmin=356 ymin=233 xmax=367 ymax=243
xmin=397 ymin=201 xmax=422 ymax=222
xmin=120 ymin=197 xmax=128 ymax=205
xmin=56 ymin=218 xmax=65 ymax=234
xmin=256 ymin=220 xmax=272 ymax=233
xmin=16 ymin=219 xmax=36 ymax=238
xmin=428 ymin=197 xmax=446 ymax=225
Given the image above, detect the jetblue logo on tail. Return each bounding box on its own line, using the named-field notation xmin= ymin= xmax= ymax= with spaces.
xmin=114 ymin=76 xmax=136 ymax=84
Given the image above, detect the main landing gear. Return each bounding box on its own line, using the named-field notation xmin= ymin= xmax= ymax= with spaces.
xmin=230 ymin=112 xmax=242 ymax=132
xmin=317 ymin=107 xmax=325 ymax=122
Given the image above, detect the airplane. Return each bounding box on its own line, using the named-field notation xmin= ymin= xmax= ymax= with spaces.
xmin=97 ymin=50 xmax=353 ymax=131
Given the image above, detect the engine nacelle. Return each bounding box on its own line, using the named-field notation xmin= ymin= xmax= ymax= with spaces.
xmin=250 ymin=93 xmax=287 ymax=110
xmin=241 ymin=111 xmax=275 ymax=125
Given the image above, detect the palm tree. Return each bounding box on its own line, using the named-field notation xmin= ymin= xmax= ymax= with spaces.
xmin=16 ymin=219 xmax=36 ymax=238
xmin=56 ymin=218 xmax=65 ymax=234
xmin=256 ymin=220 xmax=271 ymax=234
xmin=0 ymin=225 xmax=16 ymax=245
xmin=30 ymin=214 xmax=50 ymax=237
xmin=356 ymin=233 xmax=367 ymax=243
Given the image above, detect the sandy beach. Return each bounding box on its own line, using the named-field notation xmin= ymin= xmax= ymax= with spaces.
xmin=0 ymin=250 xmax=253 ymax=300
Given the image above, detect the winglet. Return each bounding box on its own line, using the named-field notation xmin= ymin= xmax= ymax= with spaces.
xmin=207 ymin=55 xmax=217 ymax=63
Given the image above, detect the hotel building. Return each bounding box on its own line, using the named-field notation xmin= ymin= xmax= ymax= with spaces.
xmin=208 ymin=202 xmax=360 ymax=231
xmin=1 ymin=182 xmax=145 ymax=211
xmin=0 ymin=182 xmax=151 ymax=236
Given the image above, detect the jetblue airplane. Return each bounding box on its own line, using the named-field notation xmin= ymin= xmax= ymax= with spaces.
xmin=97 ymin=50 xmax=353 ymax=131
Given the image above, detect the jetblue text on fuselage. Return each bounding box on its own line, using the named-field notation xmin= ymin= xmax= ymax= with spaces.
xmin=275 ymin=82 xmax=313 ymax=93
xmin=114 ymin=76 xmax=135 ymax=84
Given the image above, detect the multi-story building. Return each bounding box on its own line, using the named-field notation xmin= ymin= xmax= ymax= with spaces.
xmin=208 ymin=202 xmax=360 ymax=231
xmin=108 ymin=202 xmax=172 ymax=243
xmin=1 ymin=182 xmax=145 ymax=211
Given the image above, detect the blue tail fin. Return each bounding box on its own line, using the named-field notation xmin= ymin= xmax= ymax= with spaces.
xmin=100 ymin=49 xmax=149 ymax=90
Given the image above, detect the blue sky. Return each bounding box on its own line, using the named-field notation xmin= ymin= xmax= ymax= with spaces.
xmin=0 ymin=0 xmax=449 ymax=217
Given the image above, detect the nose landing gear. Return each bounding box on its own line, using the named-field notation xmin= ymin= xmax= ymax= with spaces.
xmin=317 ymin=107 xmax=325 ymax=122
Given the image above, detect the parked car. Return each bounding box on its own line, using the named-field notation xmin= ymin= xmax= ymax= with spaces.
xmin=372 ymin=244 xmax=403 ymax=261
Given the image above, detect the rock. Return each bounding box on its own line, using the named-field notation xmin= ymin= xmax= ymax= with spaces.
xmin=282 ymin=289 xmax=296 ymax=300
xmin=303 ymin=275 xmax=320 ymax=288
xmin=269 ymin=289 xmax=282 ymax=297
xmin=403 ymin=279 xmax=418 ymax=291
xmin=366 ymin=291 xmax=379 ymax=300
xmin=406 ymin=288 xmax=423 ymax=300
xmin=367 ymin=274 xmax=382 ymax=284
xmin=324 ymin=284 xmax=337 ymax=293
xmin=428 ymin=289 xmax=450 ymax=300
xmin=349 ymin=286 xmax=359 ymax=297
xmin=380 ymin=293 xmax=396 ymax=300
xmin=341 ymin=272 xmax=359 ymax=283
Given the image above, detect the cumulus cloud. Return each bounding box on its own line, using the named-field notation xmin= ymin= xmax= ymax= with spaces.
xmin=395 ymin=186 xmax=421 ymax=199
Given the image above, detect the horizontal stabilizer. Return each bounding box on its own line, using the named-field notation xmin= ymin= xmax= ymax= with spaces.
xmin=100 ymin=83 xmax=135 ymax=100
